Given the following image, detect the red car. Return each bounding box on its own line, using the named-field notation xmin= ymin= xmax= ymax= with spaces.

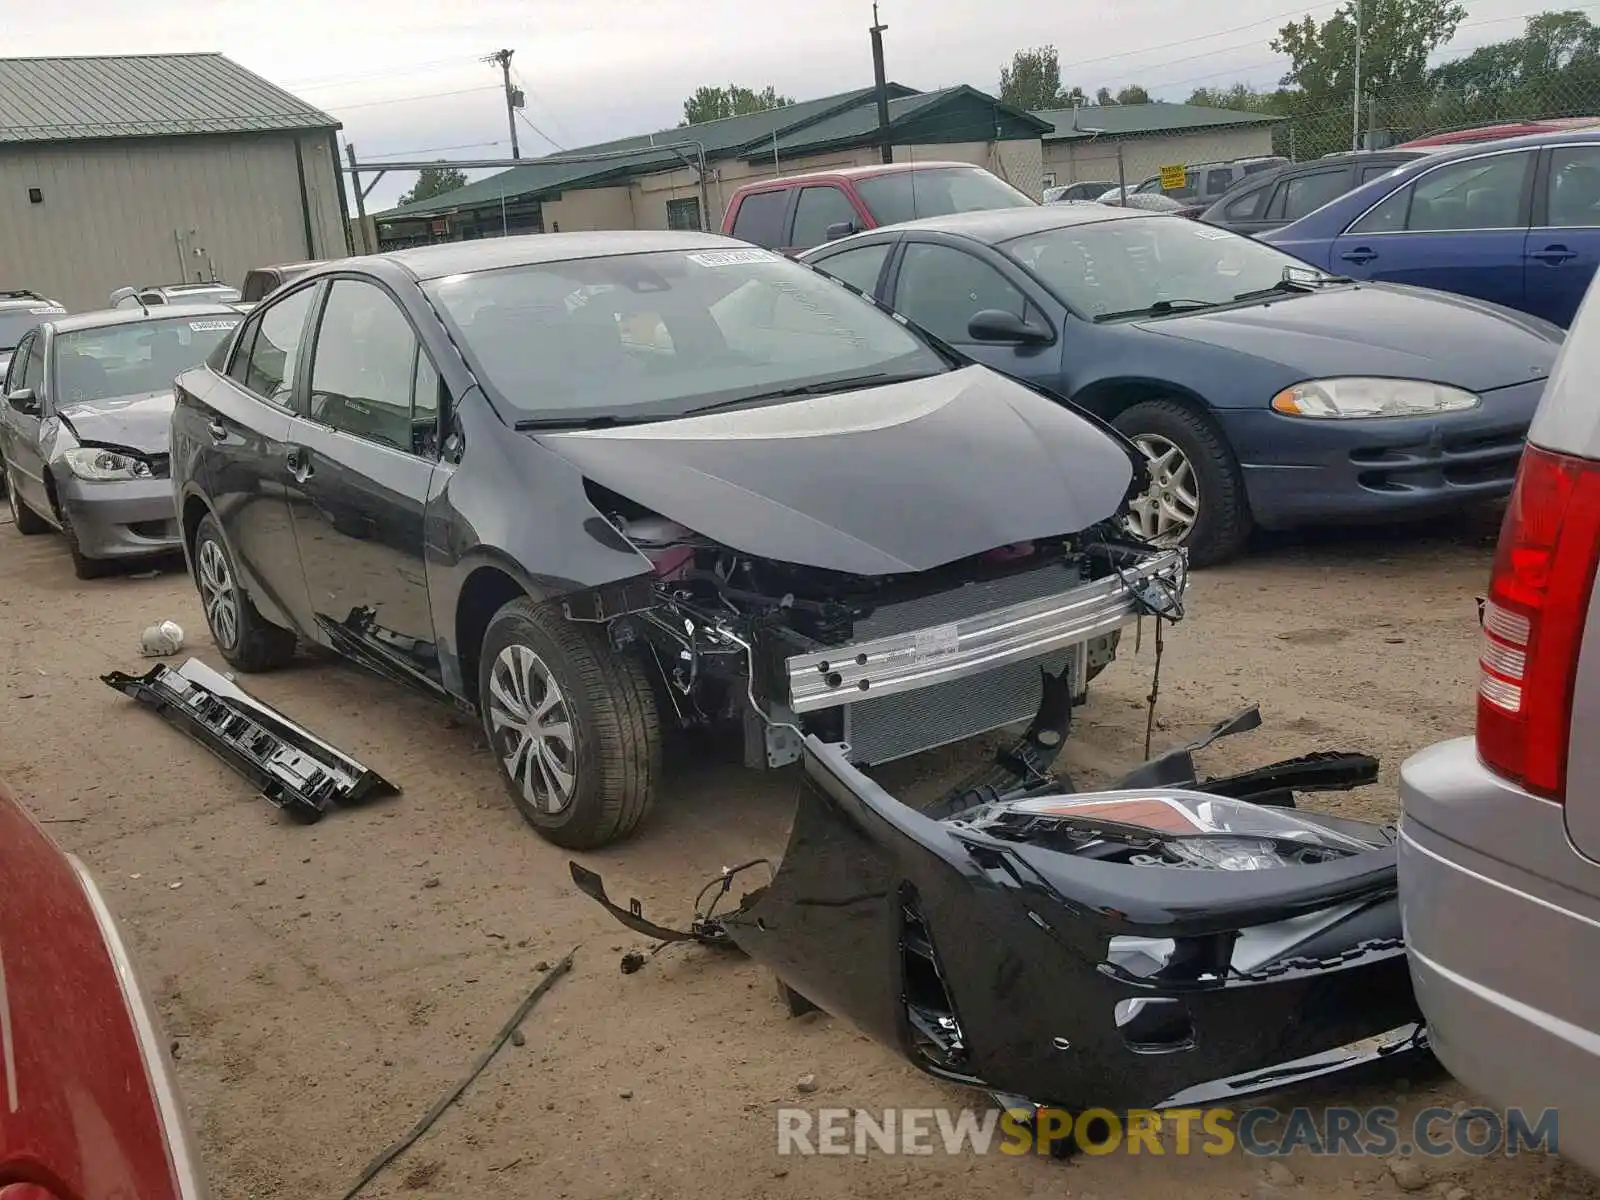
xmin=719 ymin=161 xmax=1035 ymax=255
xmin=1397 ymin=115 xmax=1600 ymax=148
xmin=0 ymin=776 xmax=207 ymax=1200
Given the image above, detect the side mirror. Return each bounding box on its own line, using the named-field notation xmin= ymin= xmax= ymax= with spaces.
xmin=7 ymin=387 xmax=38 ymax=414
xmin=967 ymin=309 xmax=1053 ymax=345
xmin=824 ymin=220 xmax=859 ymax=241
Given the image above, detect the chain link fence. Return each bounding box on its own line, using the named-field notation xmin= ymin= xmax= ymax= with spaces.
xmin=1271 ymin=70 xmax=1600 ymax=162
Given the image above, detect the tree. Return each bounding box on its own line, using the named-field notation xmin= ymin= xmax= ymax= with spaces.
xmin=680 ymin=84 xmax=795 ymax=126
xmin=1096 ymin=86 xmax=1115 ymax=105
xmin=397 ymin=164 xmax=468 ymax=207
xmin=999 ymin=46 xmax=1083 ymax=109
xmin=1272 ymin=0 xmax=1466 ymax=105
xmin=1115 ymin=84 xmax=1151 ymax=105
xmin=1186 ymin=82 xmax=1296 ymax=114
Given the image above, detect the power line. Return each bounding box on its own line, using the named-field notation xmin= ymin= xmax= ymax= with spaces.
xmin=515 ymin=109 xmax=567 ymax=152
xmin=279 ymin=57 xmax=473 ymax=91
xmin=1059 ymin=3 xmax=1343 ymax=72
xmin=511 ymin=66 xmax=577 ymax=147
xmin=1139 ymin=6 xmax=1599 ymax=91
xmin=366 ymin=139 xmax=505 ymax=160
xmin=327 ymin=85 xmax=502 ymax=113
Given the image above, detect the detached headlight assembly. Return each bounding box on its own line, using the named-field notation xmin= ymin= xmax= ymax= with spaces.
xmin=61 ymin=446 xmax=153 ymax=481
xmin=1271 ymin=378 xmax=1480 ymax=419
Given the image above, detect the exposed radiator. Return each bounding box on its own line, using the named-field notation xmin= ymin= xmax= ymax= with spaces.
xmin=840 ymin=562 xmax=1082 ymax=765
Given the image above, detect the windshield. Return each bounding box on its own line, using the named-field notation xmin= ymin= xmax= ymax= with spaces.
xmin=0 ymin=306 xmax=63 ymax=352
xmin=854 ymin=167 xmax=1035 ymax=225
xmin=1002 ymin=215 xmax=1329 ymax=320
xmin=423 ymin=247 xmax=946 ymax=423
xmin=54 ymin=314 xmax=243 ymax=405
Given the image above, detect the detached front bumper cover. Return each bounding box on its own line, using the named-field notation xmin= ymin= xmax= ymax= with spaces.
xmin=574 ymin=692 xmax=1428 ymax=1118
xmin=103 ymin=657 xmax=399 ymax=821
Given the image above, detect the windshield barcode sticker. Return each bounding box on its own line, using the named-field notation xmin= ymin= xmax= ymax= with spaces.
xmin=1193 ymin=227 xmax=1233 ymax=240
xmin=30 ymin=306 xmax=64 ymax=314
xmin=686 ymin=249 xmax=776 ymax=267
xmin=188 ymin=320 xmax=240 ymax=331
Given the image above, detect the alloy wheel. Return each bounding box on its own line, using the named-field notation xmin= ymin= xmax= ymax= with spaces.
xmin=197 ymin=538 xmax=240 ymax=651
xmin=487 ymin=644 xmax=577 ymax=814
xmin=1125 ymin=433 xmax=1200 ymax=546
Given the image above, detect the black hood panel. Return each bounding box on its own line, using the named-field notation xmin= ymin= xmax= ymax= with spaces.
xmin=534 ymin=367 xmax=1135 ymax=576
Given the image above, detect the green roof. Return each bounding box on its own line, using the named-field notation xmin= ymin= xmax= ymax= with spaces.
xmin=0 ymin=52 xmax=337 ymax=144
xmin=756 ymin=86 xmax=1050 ymax=158
xmin=382 ymin=84 xmax=921 ymax=219
xmin=1034 ymin=102 xmax=1282 ymax=142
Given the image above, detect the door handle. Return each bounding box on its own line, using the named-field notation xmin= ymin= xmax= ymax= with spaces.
xmin=1339 ymin=246 xmax=1378 ymax=264
xmin=285 ymin=448 xmax=314 ymax=484
xmin=1529 ymin=244 xmax=1577 ymax=264
xmin=207 ymin=419 xmax=227 ymax=442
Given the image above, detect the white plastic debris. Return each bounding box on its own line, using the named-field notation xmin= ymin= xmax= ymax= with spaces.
xmin=139 ymin=620 xmax=185 ymax=657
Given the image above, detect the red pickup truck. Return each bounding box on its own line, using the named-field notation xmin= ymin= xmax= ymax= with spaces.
xmin=720 ymin=161 xmax=1035 ymax=255
xmin=0 ymin=775 xmax=207 ymax=1200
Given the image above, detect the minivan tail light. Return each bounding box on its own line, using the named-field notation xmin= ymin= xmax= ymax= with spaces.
xmin=1477 ymin=443 xmax=1600 ymax=798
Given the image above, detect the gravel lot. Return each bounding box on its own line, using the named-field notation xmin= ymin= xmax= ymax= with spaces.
xmin=3 ymin=505 xmax=1595 ymax=1200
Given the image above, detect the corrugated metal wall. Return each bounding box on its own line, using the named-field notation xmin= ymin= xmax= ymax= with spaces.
xmin=0 ymin=131 xmax=346 ymax=311
xmin=1042 ymin=129 xmax=1277 ymax=192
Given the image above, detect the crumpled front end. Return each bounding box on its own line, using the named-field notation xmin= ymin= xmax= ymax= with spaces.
xmin=574 ymin=696 xmax=1427 ymax=1118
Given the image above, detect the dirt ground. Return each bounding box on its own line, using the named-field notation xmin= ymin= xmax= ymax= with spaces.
xmin=4 ymin=506 xmax=1597 ymax=1200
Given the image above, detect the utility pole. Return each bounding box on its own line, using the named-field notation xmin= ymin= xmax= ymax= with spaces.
xmin=870 ymin=4 xmax=892 ymax=164
xmin=1351 ymin=0 xmax=1363 ymax=151
xmin=487 ymin=49 xmax=522 ymax=159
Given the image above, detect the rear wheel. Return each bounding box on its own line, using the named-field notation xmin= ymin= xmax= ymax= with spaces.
xmin=4 ymin=463 xmax=48 ymax=535
xmin=1113 ymin=400 xmax=1252 ymax=568
xmin=478 ymin=596 xmax=661 ymax=849
xmin=193 ymin=513 xmax=296 ymax=671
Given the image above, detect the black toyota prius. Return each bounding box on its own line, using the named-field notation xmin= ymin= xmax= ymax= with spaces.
xmin=170 ymin=232 xmax=1185 ymax=848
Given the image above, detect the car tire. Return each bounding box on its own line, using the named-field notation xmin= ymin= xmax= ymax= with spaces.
xmin=478 ymin=596 xmax=661 ymax=850
xmin=4 ymin=463 xmax=49 ymax=535
xmin=192 ymin=513 xmax=296 ymax=671
xmin=60 ymin=506 xmax=113 ymax=580
xmin=1113 ymin=400 xmax=1252 ymax=568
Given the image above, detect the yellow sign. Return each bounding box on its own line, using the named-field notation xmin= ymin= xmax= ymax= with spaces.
xmin=1159 ymin=164 xmax=1188 ymax=191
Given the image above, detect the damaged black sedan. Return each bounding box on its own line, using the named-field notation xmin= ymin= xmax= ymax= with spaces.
xmin=171 ymin=233 xmax=1182 ymax=848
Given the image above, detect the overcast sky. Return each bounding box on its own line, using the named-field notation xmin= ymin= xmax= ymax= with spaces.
xmin=7 ymin=0 xmax=1562 ymax=210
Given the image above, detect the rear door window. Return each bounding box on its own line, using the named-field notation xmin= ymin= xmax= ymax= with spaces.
xmin=729 ymin=190 xmax=790 ymax=248
xmin=1205 ymin=168 xmax=1233 ymax=196
xmin=241 ymin=286 xmax=317 ymax=408
xmin=790 ymin=186 xmax=860 ymax=249
xmin=1281 ymin=168 xmax=1354 ymax=220
xmin=1223 ymin=185 xmax=1268 ymax=221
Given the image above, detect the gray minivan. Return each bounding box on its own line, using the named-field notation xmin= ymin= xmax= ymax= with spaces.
xmin=1399 ymin=271 xmax=1599 ymax=1171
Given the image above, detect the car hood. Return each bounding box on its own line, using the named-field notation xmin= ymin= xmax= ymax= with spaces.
xmin=533 ymin=365 xmax=1137 ymax=576
xmin=1136 ymin=283 xmax=1562 ymax=393
xmin=56 ymin=390 xmax=174 ymax=454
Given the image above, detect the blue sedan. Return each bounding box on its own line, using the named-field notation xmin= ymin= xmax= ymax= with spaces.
xmin=1261 ymin=129 xmax=1600 ymax=328
xmin=800 ymin=205 xmax=1563 ymax=565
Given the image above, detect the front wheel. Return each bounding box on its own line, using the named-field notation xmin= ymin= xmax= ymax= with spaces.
xmin=192 ymin=513 xmax=297 ymax=671
xmin=1113 ymin=400 xmax=1252 ymax=568
xmin=4 ymin=462 xmax=49 ymax=535
xmin=478 ymin=597 xmax=661 ymax=849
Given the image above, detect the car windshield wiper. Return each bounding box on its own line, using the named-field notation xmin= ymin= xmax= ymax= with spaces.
xmin=513 ymin=413 xmax=663 ymax=431
xmin=680 ymin=371 xmax=937 ymax=417
xmin=1094 ymin=298 xmax=1218 ymax=322
xmin=1233 ymin=270 xmax=1352 ymax=303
